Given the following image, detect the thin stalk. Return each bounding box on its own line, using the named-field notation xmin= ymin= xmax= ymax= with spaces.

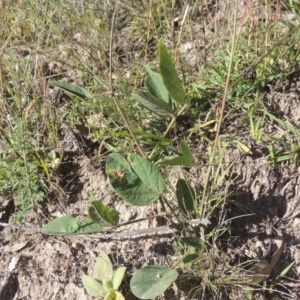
xmin=199 ymin=0 xmax=238 ymax=217
xmin=109 ymin=1 xmax=145 ymax=158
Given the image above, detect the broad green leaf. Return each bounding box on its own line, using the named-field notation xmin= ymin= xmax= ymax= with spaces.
xmin=94 ymin=252 xmax=114 ymax=282
xmin=89 ymin=197 xmax=119 ymax=226
xmin=182 ymin=254 xmax=200 ymax=264
xmin=144 ymin=66 xmax=175 ymax=110
xmin=41 ymin=216 xmax=79 ymax=235
xmin=159 ymin=40 xmax=185 ymax=104
xmin=75 ymin=218 xmax=104 ymax=234
xmin=112 ymin=267 xmax=126 ymax=290
xmin=181 ymin=236 xmax=204 ymax=250
xmin=157 ymin=140 xmax=196 ymax=167
xmin=130 ymin=266 xmax=178 ymax=299
xmin=176 ymin=179 xmax=196 ymax=214
xmin=127 ymin=154 xmax=163 ymax=191
xmin=41 ymin=216 xmax=105 ymax=235
xmin=82 ymin=275 xmax=106 ymax=297
xmin=88 ymin=205 xmax=106 ymax=225
xmin=50 ymin=81 xmax=91 ymax=100
xmin=106 ymin=153 xmax=164 ymax=206
xmin=135 ymin=91 xmax=174 ymax=116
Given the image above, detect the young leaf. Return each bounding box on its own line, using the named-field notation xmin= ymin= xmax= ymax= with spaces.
xmin=157 ymin=140 xmax=196 ymax=167
xmin=50 ymin=81 xmax=91 ymax=100
xmin=144 ymin=66 xmax=176 ymax=111
xmin=88 ymin=205 xmax=106 ymax=225
xmin=89 ymin=197 xmax=119 ymax=226
xmin=93 ymin=252 xmax=114 ymax=282
xmin=104 ymin=291 xmax=125 ymax=300
xmin=41 ymin=216 xmax=105 ymax=235
xmin=181 ymin=236 xmax=205 ymax=250
xmin=75 ymin=218 xmax=104 ymax=234
xmin=82 ymin=275 xmax=106 ymax=297
xmin=102 ymin=278 xmax=113 ymax=291
xmin=41 ymin=216 xmax=79 ymax=235
xmin=176 ymin=179 xmax=196 ymax=214
xmin=182 ymin=254 xmax=200 ymax=264
xmin=111 ymin=267 xmax=126 ymax=290
xmin=159 ymin=40 xmax=185 ymax=104
xmin=135 ymin=91 xmax=173 ymax=116
xmin=130 ymin=266 xmax=178 ymax=299
xmin=106 ymin=153 xmax=164 ymax=206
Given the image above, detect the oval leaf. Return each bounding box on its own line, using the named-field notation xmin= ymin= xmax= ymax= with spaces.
xmin=135 ymin=91 xmax=173 ymax=116
xmin=41 ymin=216 xmax=104 ymax=235
xmin=130 ymin=266 xmax=178 ymax=299
xmin=176 ymin=179 xmax=196 ymax=214
xmin=159 ymin=40 xmax=185 ymax=104
xmin=106 ymin=153 xmax=164 ymax=206
xmin=89 ymin=198 xmax=119 ymax=226
xmin=112 ymin=267 xmax=126 ymax=290
xmin=88 ymin=206 xmax=107 ymax=225
xmin=41 ymin=216 xmax=79 ymax=235
xmin=76 ymin=218 xmax=104 ymax=234
xmin=82 ymin=275 xmax=106 ymax=297
xmin=144 ymin=66 xmax=170 ymax=103
xmin=181 ymin=236 xmax=204 ymax=250
xmin=94 ymin=252 xmax=113 ymax=282
xmin=182 ymin=254 xmax=200 ymax=264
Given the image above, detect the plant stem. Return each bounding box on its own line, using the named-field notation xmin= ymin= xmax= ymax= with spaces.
xmin=199 ymin=0 xmax=238 ymax=217
xmin=109 ymin=0 xmax=145 ymax=158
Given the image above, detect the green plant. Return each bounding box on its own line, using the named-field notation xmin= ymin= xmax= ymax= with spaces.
xmin=130 ymin=266 xmax=178 ymax=299
xmin=39 ymin=12 xmax=300 ymax=296
xmin=0 ymin=124 xmax=47 ymax=219
xmin=41 ymin=38 xmax=206 ymax=298
xmin=41 ymin=195 xmax=118 ymax=235
xmin=2 ymin=1 xmax=300 ymax=299
xmin=264 ymin=111 xmax=300 ymax=166
xmin=82 ymin=251 xmax=126 ymax=300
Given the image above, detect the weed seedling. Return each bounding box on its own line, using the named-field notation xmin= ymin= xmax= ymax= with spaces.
xmin=82 ymin=251 xmax=126 ymax=300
